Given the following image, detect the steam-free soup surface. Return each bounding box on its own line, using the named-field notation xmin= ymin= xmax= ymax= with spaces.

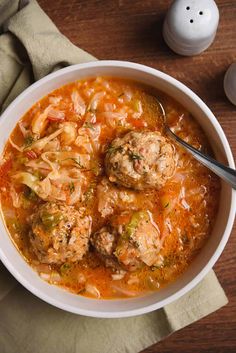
xmin=0 ymin=77 xmax=220 ymax=299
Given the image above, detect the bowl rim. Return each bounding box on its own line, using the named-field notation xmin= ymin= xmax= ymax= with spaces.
xmin=0 ymin=60 xmax=235 ymax=318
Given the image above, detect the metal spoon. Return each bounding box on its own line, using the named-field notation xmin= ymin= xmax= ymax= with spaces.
xmin=156 ymin=99 xmax=236 ymax=190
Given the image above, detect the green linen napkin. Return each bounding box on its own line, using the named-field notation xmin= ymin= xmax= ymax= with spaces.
xmin=0 ymin=1 xmax=228 ymax=352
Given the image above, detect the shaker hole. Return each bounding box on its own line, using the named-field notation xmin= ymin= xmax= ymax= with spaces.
xmin=186 ymin=6 xmax=190 ymax=10
xmin=190 ymin=19 xmax=194 ymax=23
xmin=199 ymin=11 xmax=203 ymax=15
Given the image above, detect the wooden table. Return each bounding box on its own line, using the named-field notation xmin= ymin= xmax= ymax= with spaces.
xmin=38 ymin=0 xmax=236 ymax=351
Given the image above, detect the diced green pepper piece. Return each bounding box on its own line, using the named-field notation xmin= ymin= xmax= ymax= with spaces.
xmin=60 ymin=262 xmax=72 ymax=275
xmin=124 ymin=211 xmax=149 ymax=239
xmin=40 ymin=211 xmax=63 ymax=230
xmin=133 ymin=99 xmax=140 ymax=112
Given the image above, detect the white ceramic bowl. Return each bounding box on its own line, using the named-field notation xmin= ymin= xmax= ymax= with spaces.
xmin=0 ymin=61 xmax=235 ymax=318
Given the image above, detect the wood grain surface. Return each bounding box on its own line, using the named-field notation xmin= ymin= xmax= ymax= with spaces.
xmin=37 ymin=0 xmax=236 ymax=352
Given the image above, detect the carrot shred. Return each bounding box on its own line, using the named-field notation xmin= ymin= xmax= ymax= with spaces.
xmin=26 ymin=150 xmax=38 ymax=159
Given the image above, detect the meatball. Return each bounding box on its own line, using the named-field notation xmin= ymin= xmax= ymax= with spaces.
xmin=115 ymin=211 xmax=162 ymax=271
xmin=105 ymin=131 xmax=177 ymax=190
xmin=91 ymin=211 xmax=161 ymax=271
xmin=30 ymin=202 xmax=92 ymax=264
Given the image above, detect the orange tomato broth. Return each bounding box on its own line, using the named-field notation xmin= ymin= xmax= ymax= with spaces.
xmin=0 ymin=77 xmax=220 ymax=299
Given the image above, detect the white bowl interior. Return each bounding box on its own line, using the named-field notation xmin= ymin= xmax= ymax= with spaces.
xmin=0 ymin=61 xmax=235 ymax=318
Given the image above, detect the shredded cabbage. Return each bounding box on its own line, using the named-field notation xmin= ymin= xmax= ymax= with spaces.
xmin=25 ymin=160 xmax=51 ymax=171
xmin=47 ymin=109 xmax=65 ymax=121
xmin=16 ymin=150 xmax=90 ymax=202
xmin=75 ymin=134 xmax=93 ymax=154
xmin=13 ymin=172 xmax=40 ymax=194
xmin=31 ymin=105 xmax=52 ymax=136
xmin=86 ymin=124 xmax=101 ymax=151
xmin=49 ymin=169 xmax=84 ymax=184
xmin=18 ymin=121 xmax=29 ymax=137
xmin=71 ymin=90 xmax=86 ymax=116
xmin=41 ymin=151 xmax=90 ymax=170
xmin=12 ymin=172 xmax=51 ymax=199
xmin=49 ymin=96 xmax=62 ymax=105
xmin=101 ymin=112 xmax=127 ymax=128
xmin=60 ymin=122 xmax=77 ymax=145
xmin=85 ymin=283 xmax=100 ymax=298
xmin=9 ymin=137 xmax=24 ymax=152
xmin=39 ymin=177 xmax=52 ymax=198
xmin=27 ymin=128 xmax=64 ymax=152
xmin=42 ymin=138 xmax=60 ymax=152
xmin=88 ymin=92 xmax=105 ymax=111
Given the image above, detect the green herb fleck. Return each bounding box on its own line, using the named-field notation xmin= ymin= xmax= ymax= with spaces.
xmin=24 ymin=135 xmax=35 ymax=148
xmin=63 ymin=158 xmax=86 ymax=169
xmin=83 ymin=122 xmax=95 ymax=130
xmin=68 ymin=182 xmax=75 ymax=194
xmin=164 ymin=202 xmax=169 ymax=208
xmin=129 ymin=152 xmax=143 ymax=161
xmin=72 ymin=158 xmax=83 ymax=168
xmin=106 ymin=145 xmax=123 ymax=154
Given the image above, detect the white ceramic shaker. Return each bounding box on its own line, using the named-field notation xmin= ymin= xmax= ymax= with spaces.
xmin=163 ymin=0 xmax=220 ymax=56
xmin=224 ymin=63 xmax=236 ymax=106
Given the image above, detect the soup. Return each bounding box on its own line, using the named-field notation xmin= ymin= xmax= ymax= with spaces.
xmin=0 ymin=77 xmax=220 ymax=299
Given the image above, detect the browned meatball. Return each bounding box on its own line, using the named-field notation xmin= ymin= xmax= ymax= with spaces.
xmin=30 ymin=202 xmax=92 ymax=264
xmin=91 ymin=211 xmax=162 ymax=271
xmin=114 ymin=211 xmax=162 ymax=271
xmin=105 ymin=131 xmax=177 ymax=190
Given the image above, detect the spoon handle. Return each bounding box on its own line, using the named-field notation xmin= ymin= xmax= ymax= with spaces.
xmin=166 ymin=128 xmax=236 ymax=190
